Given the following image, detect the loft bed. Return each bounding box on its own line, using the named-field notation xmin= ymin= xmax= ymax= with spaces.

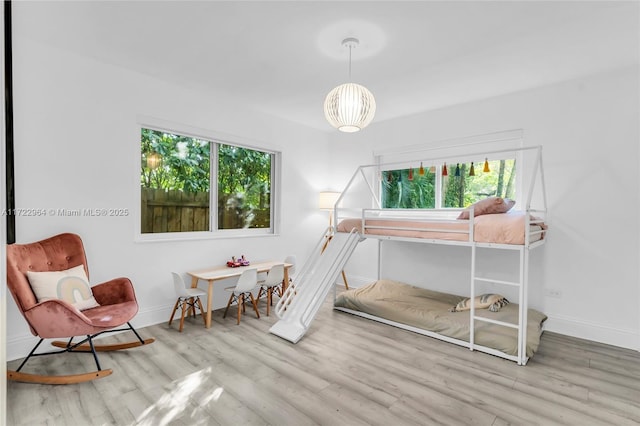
xmin=336 ymin=208 xmax=546 ymax=246
xmin=331 ymin=145 xmax=548 ymax=365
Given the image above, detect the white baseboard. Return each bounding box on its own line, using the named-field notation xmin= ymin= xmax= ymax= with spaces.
xmin=340 ymin=274 xmax=375 ymax=289
xmin=6 ymin=303 xmax=174 ymax=361
xmin=340 ymin=276 xmax=640 ymax=352
xmin=6 ymin=274 xmax=376 ymax=360
xmin=544 ymin=313 xmax=639 ymax=351
xmin=6 ymin=334 xmax=40 ymax=362
xmin=130 ymin=303 xmax=175 ymax=331
xmin=8 ymin=295 xmax=639 ymax=360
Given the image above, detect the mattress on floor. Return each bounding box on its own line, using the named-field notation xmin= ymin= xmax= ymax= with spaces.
xmin=334 ymin=279 xmax=547 ymax=357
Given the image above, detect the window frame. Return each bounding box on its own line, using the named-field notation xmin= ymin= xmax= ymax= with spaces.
xmin=136 ymin=118 xmax=281 ymax=242
xmin=378 ymin=154 xmax=520 ymax=210
xmin=374 ymin=132 xmax=524 ymax=211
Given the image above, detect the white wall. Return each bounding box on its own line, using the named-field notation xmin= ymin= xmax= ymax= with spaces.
xmin=6 ymin=5 xmax=639 ymax=363
xmin=6 ymin=35 xmax=332 ymax=359
xmin=332 ymin=66 xmax=640 ymax=350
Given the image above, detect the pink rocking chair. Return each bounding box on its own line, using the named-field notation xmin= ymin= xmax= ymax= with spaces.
xmin=6 ymin=233 xmax=154 ymax=384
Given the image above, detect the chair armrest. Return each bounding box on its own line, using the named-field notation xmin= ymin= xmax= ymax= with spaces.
xmin=91 ymin=277 xmax=137 ymax=306
xmin=23 ymin=299 xmax=93 ymax=338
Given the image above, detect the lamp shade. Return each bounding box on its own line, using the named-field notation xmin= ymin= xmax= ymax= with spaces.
xmin=324 ymin=83 xmax=376 ymax=132
xmin=319 ymin=191 xmax=341 ymax=210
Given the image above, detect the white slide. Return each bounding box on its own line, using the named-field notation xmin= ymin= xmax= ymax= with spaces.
xmin=269 ymin=229 xmax=361 ymax=343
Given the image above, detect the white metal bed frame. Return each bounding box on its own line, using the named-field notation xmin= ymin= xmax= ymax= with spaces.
xmin=332 ymin=145 xmax=548 ymax=365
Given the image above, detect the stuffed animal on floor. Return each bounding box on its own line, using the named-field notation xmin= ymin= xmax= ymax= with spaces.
xmin=449 ymin=294 xmax=509 ymax=313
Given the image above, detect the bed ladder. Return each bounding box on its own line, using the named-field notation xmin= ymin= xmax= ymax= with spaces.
xmin=269 ymin=228 xmax=361 ymax=343
xmin=470 ymin=244 xmax=529 ymax=365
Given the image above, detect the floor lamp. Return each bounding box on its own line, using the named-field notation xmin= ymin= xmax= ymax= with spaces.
xmin=319 ymin=191 xmax=349 ymax=290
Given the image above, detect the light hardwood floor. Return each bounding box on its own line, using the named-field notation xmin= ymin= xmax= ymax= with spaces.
xmin=7 ymin=292 xmax=640 ymax=426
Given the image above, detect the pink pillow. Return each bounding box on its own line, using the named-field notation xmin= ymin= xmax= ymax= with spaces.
xmin=457 ymin=197 xmax=515 ymax=220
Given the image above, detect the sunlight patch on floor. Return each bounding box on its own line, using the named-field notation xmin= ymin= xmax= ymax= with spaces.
xmin=134 ymin=367 xmax=223 ymax=426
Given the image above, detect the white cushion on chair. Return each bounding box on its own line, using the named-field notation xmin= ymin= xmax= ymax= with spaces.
xmin=26 ymin=264 xmax=100 ymax=311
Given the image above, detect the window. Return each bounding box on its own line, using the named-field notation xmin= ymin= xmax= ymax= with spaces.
xmin=217 ymin=144 xmax=272 ymax=230
xmin=140 ymin=127 xmax=276 ymax=237
xmin=382 ymin=167 xmax=436 ymax=208
xmin=381 ymin=159 xmax=516 ymax=209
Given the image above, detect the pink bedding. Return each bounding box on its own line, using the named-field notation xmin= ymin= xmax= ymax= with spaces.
xmin=336 ymin=211 xmax=546 ymax=245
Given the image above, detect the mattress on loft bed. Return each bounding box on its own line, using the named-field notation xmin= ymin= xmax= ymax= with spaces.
xmin=336 ymin=210 xmax=546 ymax=245
xmin=334 ymin=279 xmax=547 ymax=357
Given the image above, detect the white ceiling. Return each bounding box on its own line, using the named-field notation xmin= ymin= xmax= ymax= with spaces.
xmin=13 ymin=1 xmax=640 ymax=132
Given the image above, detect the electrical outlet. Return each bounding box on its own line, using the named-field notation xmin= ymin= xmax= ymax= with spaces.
xmin=545 ymin=288 xmax=562 ymax=298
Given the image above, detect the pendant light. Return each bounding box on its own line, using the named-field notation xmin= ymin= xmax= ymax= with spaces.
xmin=408 ymin=167 xmax=414 ymax=181
xmin=469 ymin=162 xmax=475 ymax=176
xmin=324 ymin=38 xmax=376 ymax=132
xmin=455 ymin=163 xmax=461 ymax=177
xmin=442 ymin=163 xmax=448 ymax=176
xmin=419 ymin=162 xmax=425 ymax=176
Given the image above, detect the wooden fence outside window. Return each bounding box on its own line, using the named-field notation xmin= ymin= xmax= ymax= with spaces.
xmin=141 ymin=188 xmax=209 ymax=233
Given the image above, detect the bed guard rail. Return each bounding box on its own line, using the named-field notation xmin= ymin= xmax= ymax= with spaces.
xmin=359 ymin=208 xmax=474 ymax=240
xmin=332 ymin=145 xmax=548 ymax=238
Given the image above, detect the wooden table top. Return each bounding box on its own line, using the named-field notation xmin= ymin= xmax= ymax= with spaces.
xmin=187 ymin=261 xmax=293 ymax=281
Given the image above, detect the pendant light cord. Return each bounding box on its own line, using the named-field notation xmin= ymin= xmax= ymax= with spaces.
xmin=348 ymin=44 xmax=352 ymax=81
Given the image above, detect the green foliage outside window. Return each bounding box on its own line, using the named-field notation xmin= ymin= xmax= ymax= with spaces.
xmin=140 ymin=128 xmax=272 ymax=233
xmin=381 ymin=169 xmax=436 ymax=208
xmin=381 ymin=159 xmax=516 ymax=209
xmin=141 ymin=128 xmax=210 ymax=192
xmin=217 ymin=144 xmax=271 ymax=229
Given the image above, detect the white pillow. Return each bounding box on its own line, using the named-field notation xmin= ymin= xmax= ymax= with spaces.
xmin=26 ymin=265 xmax=100 ymax=311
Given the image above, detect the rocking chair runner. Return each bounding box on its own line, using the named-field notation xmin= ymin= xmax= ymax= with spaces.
xmin=6 ymin=232 xmax=155 ymax=384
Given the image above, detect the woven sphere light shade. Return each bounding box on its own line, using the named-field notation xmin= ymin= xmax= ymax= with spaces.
xmin=324 ymin=82 xmax=376 ymax=133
